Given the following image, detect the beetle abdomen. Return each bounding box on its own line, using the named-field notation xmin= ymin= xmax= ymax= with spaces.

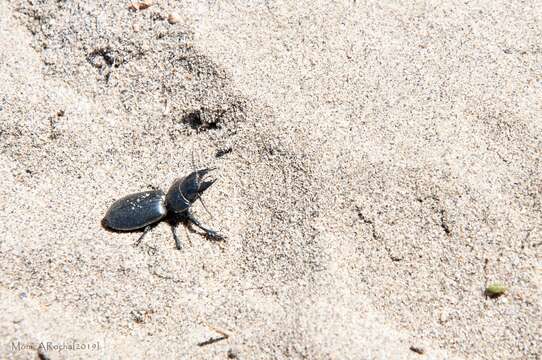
xmin=103 ymin=190 xmax=167 ymax=231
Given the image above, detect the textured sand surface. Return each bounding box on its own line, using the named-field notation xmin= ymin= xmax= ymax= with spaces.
xmin=1 ymin=0 xmax=541 ymax=359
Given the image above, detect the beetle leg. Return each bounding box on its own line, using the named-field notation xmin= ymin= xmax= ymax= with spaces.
xmin=134 ymin=225 xmax=152 ymax=247
xmin=187 ymin=212 xmax=224 ymax=240
xmin=170 ymin=223 xmax=183 ymax=250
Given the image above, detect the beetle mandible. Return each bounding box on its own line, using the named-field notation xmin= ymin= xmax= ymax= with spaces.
xmin=102 ymin=168 xmax=224 ymax=249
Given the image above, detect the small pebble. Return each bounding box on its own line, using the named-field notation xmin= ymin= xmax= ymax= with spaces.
xmin=216 ymin=147 xmax=233 ymax=158
xmin=38 ymin=348 xmax=51 ymax=360
xmin=486 ymin=283 xmax=507 ymax=298
xmin=128 ymin=0 xmax=152 ymax=11
xmin=439 ymin=308 xmax=451 ymax=323
xmin=168 ymin=13 xmax=180 ymax=24
xmin=409 ymin=345 xmax=425 ymax=355
xmin=227 ymin=348 xmax=239 ymax=359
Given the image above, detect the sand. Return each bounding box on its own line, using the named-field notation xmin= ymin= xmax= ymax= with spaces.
xmin=1 ymin=0 xmax=540 ymax=359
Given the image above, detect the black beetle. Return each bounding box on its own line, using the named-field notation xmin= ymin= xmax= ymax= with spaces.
xmin=102 ymin=169 xmax=224 ymax=249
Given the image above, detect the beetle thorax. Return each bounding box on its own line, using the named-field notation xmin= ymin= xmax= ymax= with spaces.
xmin=165 ymin=178 xmax=194 ymax=213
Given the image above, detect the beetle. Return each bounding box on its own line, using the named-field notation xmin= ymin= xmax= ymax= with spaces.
xmin=102 ymin=168 xmax=224 ymax=249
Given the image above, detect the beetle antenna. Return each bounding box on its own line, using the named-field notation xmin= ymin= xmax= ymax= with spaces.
xmin=191 ymin=147 xmax=201 ymax=186
xmin=197 ymin=194 xmax=214 ymax=219
xmin=191 ymin=148 xmax=196 ymax=171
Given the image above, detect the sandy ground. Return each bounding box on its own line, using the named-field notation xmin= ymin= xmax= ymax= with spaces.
xmin=1 ymin=0 xmax=541 ymax=359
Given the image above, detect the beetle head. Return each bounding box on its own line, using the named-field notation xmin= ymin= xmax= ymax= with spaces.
xmin=180 ymin=168 xmax=216 ymax=200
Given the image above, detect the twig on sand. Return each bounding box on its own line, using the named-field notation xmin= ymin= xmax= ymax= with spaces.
xmin=197 ymin=319 xmax=231 ymax=347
